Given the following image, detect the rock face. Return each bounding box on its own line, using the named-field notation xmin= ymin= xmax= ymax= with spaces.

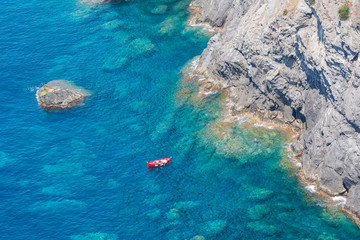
xmin=36 ymin=80 xmax=89 ymax=110
xmin=190 ymin=0 xmax=360 ymax=220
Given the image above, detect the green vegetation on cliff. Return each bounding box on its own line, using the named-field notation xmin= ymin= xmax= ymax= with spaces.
xmin=338 ymin=4 xmax=350 ymax=20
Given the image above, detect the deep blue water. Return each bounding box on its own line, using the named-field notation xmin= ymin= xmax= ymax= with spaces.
xmin=1 ymin=0 xmax=360 ymax=239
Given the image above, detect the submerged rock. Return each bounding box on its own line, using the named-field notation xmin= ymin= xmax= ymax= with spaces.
xmin=166 ymin=208 xmax=180 ymax=220
xmin=248 ymin=187 xmax=274 ymax=201
xmin=247 ymin=204 xmax=271 ymax=220
xmin=191 ymin=235 xmax=205 ymax=240
xmin=36 ymin=80 xmax=90 ymax=110
xmin=103 ymin=55 xmax=127 ymax=71
xmin=28 ymin=199 xmax=86 ymax=213
xmin=158 ymin=17 xmax=178 ymax=35
xmin=71 ymin=232 xmax=118 ymax=240
xmin=41 ymin=185 xmax=72 ymax=196
xmin=128 ymin=38 xmax=155 ymax=56
xmin=101 ymin=19 xmax=124 ymax=31
xmin=200 ymin=220 xmax=227 ymax=236
xmin=150 ymin=5 xmax=168 ymax=15
xmin=247 ymin=221 xmax=280 ymax=236
xmin=146 ymin=208 xmax=162 ymax=220
xmin=174 ymin=201 xmax=201 ymax=210
xmin=0 ymin=151 xmax=14 ymax=168
xmin=318 ymin=232 xmax=340 ymax=240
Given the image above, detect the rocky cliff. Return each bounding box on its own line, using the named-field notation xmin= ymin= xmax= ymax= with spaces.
xmin=190 ymin=0 xmax=360 ymax=222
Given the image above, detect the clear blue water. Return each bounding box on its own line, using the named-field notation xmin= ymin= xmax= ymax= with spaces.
xmin=1 ymin=0 xmax=360 ymax=239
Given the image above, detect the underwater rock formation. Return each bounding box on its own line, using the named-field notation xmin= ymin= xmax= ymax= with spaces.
xmin=190 ymin=0 xmax=360 ymax=222
xmin=36 ymin=80 xmax=90 ymax=110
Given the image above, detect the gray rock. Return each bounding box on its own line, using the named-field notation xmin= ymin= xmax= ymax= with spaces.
xmin=190 ymin=0 xmax=360 ymax=220
xmin=36 ymin=80 xmax=90 ymax=110
xmin=345 ymin=184 xmax=360 ymax=218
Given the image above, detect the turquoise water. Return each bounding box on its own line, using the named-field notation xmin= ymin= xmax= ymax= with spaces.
xmin=1 ymin=0 xmax=360 ymax=239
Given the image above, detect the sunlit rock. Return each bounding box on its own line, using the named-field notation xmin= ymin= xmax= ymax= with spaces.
xmin=36 ymin=80 xmax=90 ymax=110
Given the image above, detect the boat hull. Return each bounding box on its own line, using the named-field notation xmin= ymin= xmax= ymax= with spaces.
xmin=147 ymin=157 xmax=172 ymax=167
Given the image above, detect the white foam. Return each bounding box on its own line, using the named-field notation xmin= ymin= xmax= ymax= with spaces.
xmin=296 ymin=162 xmax=302 ymax=168
xmin=188 ymin=19 xmax=217 ymax=33
xmin=190 ymin=58 xmax=199 ymax=70
xmin=204 ymin=90 xmax=218 ymax=96
xmin=332 ymin=196 xmax=347 ymax=205
xmin=253 ymin=123 xmax=274 ymax=129
xmin=305 ymin=185 xmax=316 ymax=193
xmin=27 ymin=87 xmax=38 ymax=93
xmin=78 ymin=0 xmax=106 ymax=6
xmin=235 ymin=116 xmax=248 ymax=125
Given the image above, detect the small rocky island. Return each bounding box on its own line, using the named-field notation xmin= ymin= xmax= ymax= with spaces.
xmin=36 ymin=80 xmax=90 ymax=110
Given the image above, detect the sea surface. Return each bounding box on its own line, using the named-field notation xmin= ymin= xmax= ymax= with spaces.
xmin=1 ymin=0 xmax=360 ymax=239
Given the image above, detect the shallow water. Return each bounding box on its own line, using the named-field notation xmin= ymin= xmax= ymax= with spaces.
xmin=1 ymin=0 xmax=360 ymax=239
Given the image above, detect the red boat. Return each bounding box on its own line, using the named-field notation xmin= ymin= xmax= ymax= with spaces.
xmin=147 ymin=157 xmax=172 ymax=167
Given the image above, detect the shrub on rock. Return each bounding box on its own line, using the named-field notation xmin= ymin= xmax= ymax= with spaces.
xmin=338 ymin=4 xmax=350 ymax=20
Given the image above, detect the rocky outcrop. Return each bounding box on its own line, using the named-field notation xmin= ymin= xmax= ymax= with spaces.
xmin=36 ymin=80 xmax=90 ymax=110
xmin=190 ymin=0 xmax=360 ymax=221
